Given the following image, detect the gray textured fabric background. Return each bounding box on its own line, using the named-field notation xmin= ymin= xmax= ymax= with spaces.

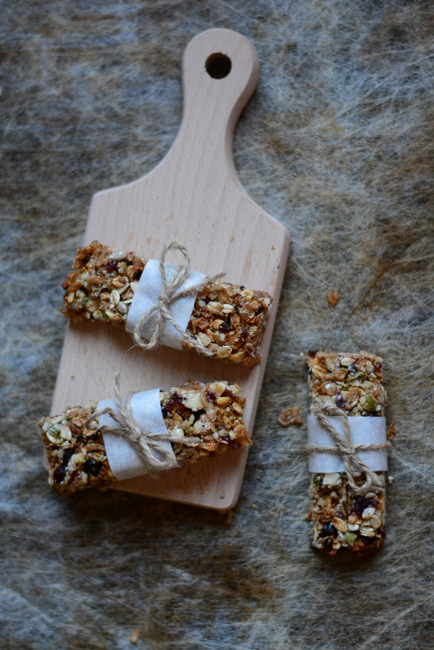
xmin=1 ymin=1 xmax=433 ymax=648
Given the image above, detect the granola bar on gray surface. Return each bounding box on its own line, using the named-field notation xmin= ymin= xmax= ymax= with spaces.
xmin=61 ymin=241 xmax=272 ymax=367
xmin=306 ymin=351 xmax=388 ymax=554
xmin=39 ymin=380 xmax=251 ymax=495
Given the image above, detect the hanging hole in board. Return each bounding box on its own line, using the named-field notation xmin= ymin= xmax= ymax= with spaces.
xmin=205 ymin=53 xmax=232 ymax=79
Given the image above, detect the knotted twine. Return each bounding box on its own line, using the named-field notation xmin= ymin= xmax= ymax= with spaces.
xmin=85 ymin=374 xmax=197 ymax=475
xmin=132 ymin=241 xmax=225 ymax=355
xmin=308 ymin=404 xmax=391 ymax=495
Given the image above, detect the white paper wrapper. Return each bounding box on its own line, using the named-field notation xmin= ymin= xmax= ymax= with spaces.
xmin=98 ymin=388 xmax=174 ymax=481
xmin=307 ymin=414 xmax=388 ymax=473
xmin=125 ymin=259 xmax=205 ymax=350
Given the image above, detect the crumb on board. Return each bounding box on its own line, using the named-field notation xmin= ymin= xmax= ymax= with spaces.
xmin=278 ymin=407 xmax=303 ymax=427
xmin=327 ymin=290 xmax=339 ymax=308
xmin=130 ymin=627 xmax=140 ymax=644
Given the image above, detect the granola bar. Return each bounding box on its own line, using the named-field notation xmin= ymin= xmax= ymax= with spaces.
xmin=39 ymin=380 xmax=251 ymax=495
xmin=306 ymin=350 xmax=388 ymax=554
xmin=61 ymin=241 xmax=272 ymax=366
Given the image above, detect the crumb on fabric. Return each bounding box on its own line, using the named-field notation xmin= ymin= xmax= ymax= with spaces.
xmin=387 ymin=422 xmax=396 ymax=440
xmin=130 ymin=627 xmax=140 ymax=644
xmin=278 ymin=407 xmax=303 ymax=426
xmin=327 ymin=290 xmax=339 ymax=308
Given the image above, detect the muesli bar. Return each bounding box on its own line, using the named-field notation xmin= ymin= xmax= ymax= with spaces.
xmin=306 ymin=351 xmax=388 ymax=553
xmin=39 ymin=380 xmax=251 ymax=495
xmin=61 ymin=241 xmax=272 ymax=366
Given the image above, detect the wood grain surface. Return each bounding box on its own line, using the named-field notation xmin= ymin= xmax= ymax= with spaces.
xmin=51 ymin=28 xmax=290 ymax=509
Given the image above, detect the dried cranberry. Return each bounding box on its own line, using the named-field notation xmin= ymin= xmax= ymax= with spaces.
xmin=161 ymin=406 xmax=169 ymax=418
xmin=335 ymin=393 xmax=345 ymax=409
xmin=76 ymin=435 xmax=84 ymax=443
xmin=375 ymin=362 xmax=382 ymax=370
xmin=63 ymin=449 xmax=74 ymax=467
xmin=348 ymin=363 xmax=357 ymax=373
xmin=83 ymin=459 xmax=102 ymax=476
xmin=171 ymin=392 xmax=184 ymax=405
xmin=360 ymin=536 xmax=376 ymax=546
xmin=240 ymin=328 xmax=249 ymax=341
xmin=53 ymin=465 xmax=66 ymax=484
xmin=234 ymin=306 xmax=240 ymax=315
xmin=163 ymin=400 xmax=174 ymax=413
xmin=219 ymin=314 xmax=232 ymax=333
xmin=105 ymin=260 xmax=117 ymax=272
xmin=319 ymin=522 xmax=338 ymax=538
xmin=220 ymin=435 xmax=239 ymax=450
xmin=206 ymin=390 xmax=216 ymax=402
xmin=88 ymin=432 xmax=100 ymax=441
xmin=352 ymin=496 xmax=378 ymax=517
xmin=306 ymin=350 xmax=317 ymax=358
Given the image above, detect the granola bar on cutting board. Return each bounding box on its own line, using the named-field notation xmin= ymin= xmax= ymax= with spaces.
xmin=51 ymin=29 xmax=290 ymax=509
xmin=61 ymin=241 xmax=272 ymax=367
xmin=41 ymin=381 xmax=251 ymax=495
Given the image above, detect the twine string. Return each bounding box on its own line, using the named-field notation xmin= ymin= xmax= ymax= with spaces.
xmin=308 ymin=404 xmax=390 ymax=495
xmin=85 ymin=374 xmax=197 ymax=475
xmin=132 ymin=241 xmax=225 ymax=355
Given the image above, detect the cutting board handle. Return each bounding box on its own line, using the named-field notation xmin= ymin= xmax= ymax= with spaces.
xmin=164 ymin=29 xmax=260 ymax=182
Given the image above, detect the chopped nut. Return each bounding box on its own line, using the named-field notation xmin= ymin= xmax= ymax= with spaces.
xmin=370 ymin=514 xmax=382 ymax=529
xmin=112 ymin=276 xmax=127 ymax=288
xmin=216 ymin=345 xmax=232 ymax=358
xmin=58 ymin=425 xmax=72 ymax=441
xmin=197 ymin=332 xmax=211 ymax=347
xmin=232 ymin=402 xmax=243 ymax=415
xmin=322 ymin=472 xmax=341 ymax=487
xmin=216 ymin=396 xmax=232 ymax=407
xmin=183 ymin=392 xmax=204 ymax=411
xmin=109 ymin=250 xmax=127 ymax=262
xmin=110 ymin=289 xmax=120 ymax=306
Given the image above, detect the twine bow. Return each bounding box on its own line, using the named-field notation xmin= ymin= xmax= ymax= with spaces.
xmin=132 ymin=242 xmax=225 ymax=355
xmin=86 ymin=374 xmax=196 ymax=475
xmin=308 ymin=404 xmax=390 ymax=495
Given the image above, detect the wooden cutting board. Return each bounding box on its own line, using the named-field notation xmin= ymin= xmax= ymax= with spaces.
xmin=52 ymin=28 xmax=290 ymax=510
